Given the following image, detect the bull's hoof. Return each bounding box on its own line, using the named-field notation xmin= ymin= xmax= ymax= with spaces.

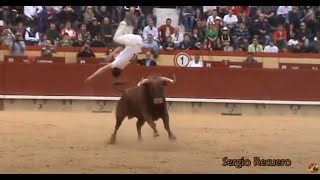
xmin=169 ymin=135 xmax=177 ymax=141
xmin=153 ymin=132 xmax=160 ymax=138
xmin=109 ymin=135 xmax=116 ymax=144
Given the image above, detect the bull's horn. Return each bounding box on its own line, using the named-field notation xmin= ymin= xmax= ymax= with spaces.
xmin=161 ymin=74 xmax=176 ymax=84
xmin=137 ymin=78 xmax=149 ymax=86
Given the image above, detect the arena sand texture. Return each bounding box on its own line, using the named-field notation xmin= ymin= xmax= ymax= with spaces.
xmin=0 ymin=111 xmax=319 ymax=174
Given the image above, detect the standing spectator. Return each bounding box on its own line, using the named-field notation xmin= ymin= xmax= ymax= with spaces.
xmin=233 ymin=22 xmax=249 ymax=49
xmin=45 ymin=23 xmax=60 ymax=42
xmin=100 ymin=17 xmax=113 ymax=45
xmin=24 ymin=6 xmax=43 ymax=24
xmin=223 ymin=9 xmax=238 ymax=33
xmin=158 ymin=18 xmax=175 ymax=45
xmin=252 ymin=13 xmax=271 ymax=46
xmin=78 ymin=23 xmax=91 ymax=42
xmin=171 ymin=27 xmax=184 ymax=47
xmin=9 ymin=33 xmax=26 ymax=56
xmin=243 ymin=53 xmax=258 ymax=63
xmin=24 ymin=24 xmax=40 ymax=45
xmin=205 ymin=23 xmax=218 ymax=45
xmin=139 ymin=6 xmax=157 ymax=28
xmin=142 ymin=18 xmax=159 ymax=43
xmin=273 ymin=24 xmax=287 ymax=48
xmin=38 ymin=6 xmax=57 ymax=37
xmin=162 ymin=36 xmax=177 ymax=51
xmin=182 ymin=6 xmax=195 ymax=32
xmin=77 ymin=43 xmax=96 ymax=58
xmin=179 ymin=33 xmax=195 ymax=50
xmin=248 ymin=37 xmax=263 ymax=52
xmin=296 ymin=21 xmax=314 ymax=48
xmin=188 ymin=54 xmax=203 ymax=68
xmin=137 ymin=51 xmax=157 ymax=66
xmin=264 ymin=39 xmax=279 ymax=53
xmin=72 ymin=33 xmax=85 ymax=47
xmin=61 ymin=21 xmax=77 ymax=40
xmin=83 ymin=6 xmax=96 ymax=25
xmin=59 ymin=33 xmax=73 ymax=47
xmin=142 ymin=34 xmax=159 ymax=58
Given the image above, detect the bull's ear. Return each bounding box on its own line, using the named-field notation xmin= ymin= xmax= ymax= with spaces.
xmin=162 ymin=80 xmax=168 ymax=86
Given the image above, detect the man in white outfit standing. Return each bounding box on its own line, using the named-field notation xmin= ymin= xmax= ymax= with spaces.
xmin=85 ymin=14 xmax=143 ymax=83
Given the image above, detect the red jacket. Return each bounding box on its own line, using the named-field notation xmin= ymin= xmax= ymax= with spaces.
xmin=158 ymin=24 xmax=175 ymax=41
xmin=273 ymin=30 xmax=287 ymax=41
xmin=227 ymin=6 xmax=251 ymax=16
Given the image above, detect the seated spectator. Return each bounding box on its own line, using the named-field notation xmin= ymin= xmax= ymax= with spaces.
xmin=237 ymin=10 xmax=251 ymax=27
xmin=83 ymin=6 xmax=96 ymax=25
xmin=142 ymin=18 xmax=159 ymax=43
xmin=158 ymin=18 xmax=175 ymax=45
xmin=212 ymin=37 xmax=223 ymax=50
xmin=287 ymin=23 xmax=296 ymax=41
xmin=112 ymin=6 xmax=126 ymax=25
xmin=213 ymin=16 xmax=222 ymax=32
xmin=72 ymin=33 xmax=85 ymax=47
xmin=243 ymin=53 xmax=258 ymax=63
xmin=253 ymin=13 xmax=271 ymax=46
xmin=264 ymin=39 xmax=279 ymax=53
xmin=273 ymin=24 xmax=287 ymax=48
xmin=142 ymin=34 xmax=159 ymax=58
xmin=200 ymin=37 xmax=212 ymax=50
xmin=235 ymin=40 xmax=247 ymax=52
xmin=188 ymin=54 xmax=203 ymax=67
xmin=41 ymin=39 xmax=56 ymax=57
xmin=194 ymin=7 xmax=204 ymax=25
xmin=12 ymin=22 xmax=26 ymax=37
xmin=206 ymin=22 xmax=218 ymax=45
xmin=9 ymin=33 xmax=26 ymax=56
xmin=276 ymin=6 xmax=292 ymax=25
xmin=179 ymin=33 xmax=195 ymax=50
xmin=248 ymin=37 xmax=263 ymax=52
xmin=24 ymin=6 xmax=43 ymax=23
xmin=296 ymin=21 xmax=314 ymax=48
xmin=39 ymin=6 xmax=57 ymax=36
xmin=96 ymin=6 xmax=111 ymax=22
xmin=290 ymin=39 xmax=310 ymax=53
xmin=191 ymin=27 xmax=202 ymax=49
xmin=77 ymin=43 xmax=96 ymax=58
xmin=100 ymin=17 xmax=113 ymax=45
xmin=91 ymin=34 xmax=105 ymax=47
xmin=223 ymin=9 xmax=238 ymax=33
xmin=301 ymin=10 xmax=318 ymax=39
xmin=61 ymin=20 xmax=77 ymax=40
xmin=171 ymin=27 xmax=184 ymax=47
xmin=220 ymin=27 xmax=233 ymax=52
xmin=1 ymin=28 xmax=14 ymax=45
xmin=57 ymin=6 xmax=77 ymax=28
xmin=45 ymin=22 xmax=60 ymax=42
xmin=233 ymin=22 xmax=249 ymax=49
xmin=38 ymin=34 xmax=49 ymax=46
xmin=207 ymin=9 xmax=218 ymax=25
xmin=260 ymin=6 xmax=278 ymax=27
xmin=195 ymin=20 xmax=206 ymax=40
xmin=59 ymin=33 xmax=73 ymax=47
xmin=137 ymin=51 xmax=157 ymax=66
xmin=287 ymin=6 xmax=303 ymax=29
xmin=78 ymin=23 xmax=91 ymax=42
xmin=162 ymin=36 xmax=177 ymax=50
xmin=24 ymin=24 xmax=40 ymax=45
xmin=89 ymin=18 xmax=101 ymax=38
xmin=182 ymin=6 xmax=195 ymax=32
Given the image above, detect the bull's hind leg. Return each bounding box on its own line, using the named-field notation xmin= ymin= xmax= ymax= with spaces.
xmin=162 ymin=114 xmax=176 ymax=140
xmin=109 ymin=115 xmax=125 ymax=144
xmin=146 ymin=119 xmax=160 ymax=138
xmin=136 ymin=119 xmax=145 ymax=142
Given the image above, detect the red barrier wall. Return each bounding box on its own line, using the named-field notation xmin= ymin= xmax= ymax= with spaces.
xmin=1 ymin=63 xmax=320 ymax=101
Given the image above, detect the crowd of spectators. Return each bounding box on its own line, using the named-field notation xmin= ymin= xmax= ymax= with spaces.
xmin=1 ymin=6 xmax=320 ymax=58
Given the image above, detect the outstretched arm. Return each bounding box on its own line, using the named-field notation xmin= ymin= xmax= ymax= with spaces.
xmin=85 ymin=63 xmax=113 ymax=84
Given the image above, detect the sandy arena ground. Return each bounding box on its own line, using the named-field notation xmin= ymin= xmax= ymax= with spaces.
xmin=0 ymin=111 xmax=319 ymax=174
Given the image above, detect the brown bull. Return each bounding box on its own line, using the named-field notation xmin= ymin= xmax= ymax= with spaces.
xmin=109 ymin=75 xmax=177 ymax=144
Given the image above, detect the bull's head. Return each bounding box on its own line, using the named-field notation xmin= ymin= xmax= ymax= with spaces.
xmin=137 ymin=74 xmax=176 ymax=104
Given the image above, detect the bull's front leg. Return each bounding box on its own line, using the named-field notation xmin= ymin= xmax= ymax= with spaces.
xmin=144 ymin=115 xmax=160 ymax=138
xmin=162 ymin=113 xmax=176 ymax=140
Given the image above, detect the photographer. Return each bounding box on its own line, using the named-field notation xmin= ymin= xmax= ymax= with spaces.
xmin=9 ymin=32 xmax=26 ymax=56
xmin=41 ymin=39 xmax=56 ymax=57
xmin=76 ymin=43 xmax=96 ymax=58
xmin=1 ymin=28 xmax=15 ymax=45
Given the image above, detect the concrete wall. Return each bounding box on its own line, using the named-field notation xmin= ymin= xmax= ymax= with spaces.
xmin=4 ymin=99 xmax=320 ymax=116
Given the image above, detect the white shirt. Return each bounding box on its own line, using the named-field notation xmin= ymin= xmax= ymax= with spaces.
xmin=276 ymin=6 xmax=292 ymax=16
xmin=52 ymin=6 xmax=63 ymax=13
xmin=171 ymin=33 xmax=184 ymax=46
xmin=223 ymin=14 xmax=238 ymax=25
xmin=264 ymin=45 xmax=279 ymax=53
xmin=207 ymin=15 xmax=217 ymax=25
xmin=203 ymin=6 xmax=216 ymax=12
xmin=143 ymin=25 xmax=159 ymax=42
xmin=24 ymin=6 xmax=43 ymax=19
xmin=188 ymin=60 xmax=203 ymax=67
xmin=24 ymin=27 xmax=40 ymax=42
